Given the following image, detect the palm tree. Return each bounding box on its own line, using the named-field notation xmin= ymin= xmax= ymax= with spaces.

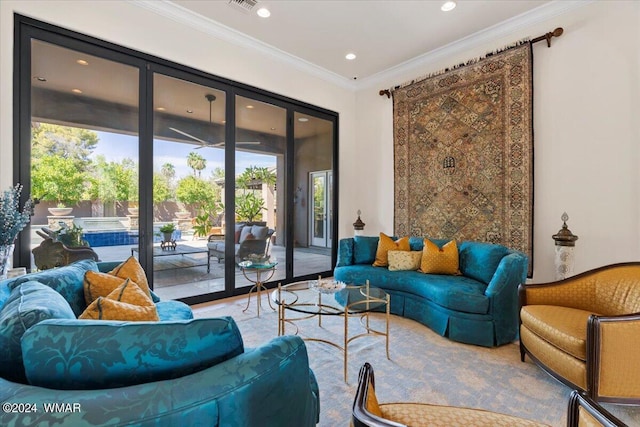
xmin=161 ymin=162 xmax=175 ymax=181
xmin=187 ymin=152 xmax=206 ymax=177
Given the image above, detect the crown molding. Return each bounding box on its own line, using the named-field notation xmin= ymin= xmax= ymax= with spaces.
xmin=130 ymin=0 xmax=355 ymax=90
xmin=131 ymin=0 xmax=592 ymax=94
xmin=355 ymin=0 xmax=594 ymax=91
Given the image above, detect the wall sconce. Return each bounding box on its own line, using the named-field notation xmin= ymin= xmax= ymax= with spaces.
xmin=552 ymin=212 xmax=579 ymax=280
xmin=353 ymin=210 xmax=365 ymax=236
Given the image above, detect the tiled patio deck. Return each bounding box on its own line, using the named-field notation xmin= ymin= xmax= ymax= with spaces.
xmin=29 ymin=228 xmax=331 ymax=301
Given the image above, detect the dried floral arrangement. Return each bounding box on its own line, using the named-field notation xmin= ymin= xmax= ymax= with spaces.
xmin=0 ymin=184 xmax=33 ymax=246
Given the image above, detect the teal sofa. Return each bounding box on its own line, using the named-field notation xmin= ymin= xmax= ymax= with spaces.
xmin=0 ymin=260 xmax=319 ymax=427
xmin=334 ymin=236 xmax=528 ymax=347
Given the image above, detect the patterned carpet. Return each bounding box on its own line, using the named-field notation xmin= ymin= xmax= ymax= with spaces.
xmin=194 ymin=296 xmax=640 ymax=427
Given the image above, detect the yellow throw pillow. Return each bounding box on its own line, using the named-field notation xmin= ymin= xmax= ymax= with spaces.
xmin=108 ymin=256 xmax=152 ymax=299
xmin=388 ymin=250 xmax=422 ymax=271
xmin=419 ymin=239 xmax=460 ymax=275
xmin=106 ymin=279 xmax=154 ymax=307
xmin=373 ymin=233 xmax=410 ymax=267
xmin=79 ymin=298 xmax=159 ymax=321
xmin=84 ymin=271 xmax=128 ymax=305
xmin=80 ymin=278 xmax=158 ymax=321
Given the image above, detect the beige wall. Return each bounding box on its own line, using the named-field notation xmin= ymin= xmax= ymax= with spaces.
xmin=352 ymin=1 xmax=640 ymax=282
xmin=2 ymin=1 xmax=639 ymax=282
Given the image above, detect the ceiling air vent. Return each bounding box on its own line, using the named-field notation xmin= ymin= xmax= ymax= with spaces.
xmin=227 ymin=0 xmax=258 ymax=14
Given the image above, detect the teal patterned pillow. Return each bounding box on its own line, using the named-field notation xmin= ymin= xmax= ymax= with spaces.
xmin=353 ymin=236 xmax=379 ymax=264
xmin=336 ymin=238 xmax=354 ymax=267
xmin=0 ymin=281 xmax=75 ymax=383
xmin=458 ymin=241 xmax=509 ymax=284
xmin=22 ymin=316 xmax=244 ymax=390
xmin=8 ymin=259 xmax=98 ymax=316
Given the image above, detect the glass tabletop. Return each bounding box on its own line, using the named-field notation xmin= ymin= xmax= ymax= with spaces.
xmin=271 ymin=280 xmax=388 ymax=316
xmin=238 ymin=261 xmax=278 ymax=269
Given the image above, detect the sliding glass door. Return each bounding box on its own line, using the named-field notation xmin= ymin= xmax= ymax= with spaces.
xmin=234 ymin=95 xmax=287 ymax=290
xmin=293 ymin=112 xmax=334 ymax=277
xmin=151 ymin=74 xmax=227 ymax=300
xmin=16 ymin=15 xmax=338 ymax=304
xmin=27 ymin=38 xmax=141 ymax=274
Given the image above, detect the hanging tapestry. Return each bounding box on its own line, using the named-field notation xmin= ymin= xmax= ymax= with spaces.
xmin=393 ymin=43 xmax=533 ymax=276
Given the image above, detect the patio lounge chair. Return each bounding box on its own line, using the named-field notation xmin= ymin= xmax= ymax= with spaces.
xmin=207 ymin=224 xmax=274 ymax=272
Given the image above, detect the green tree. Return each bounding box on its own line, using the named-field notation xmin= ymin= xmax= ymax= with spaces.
xmin=211 ymin=167 xmax=225 ymax=180
xmin=153 ymin=172 xmax=172 ymax=204
xmin=31 ymin=155 xmax=87 ymax=205
xmin=31 ymin=123 xmax=98 ymax=205
xmin=175 ymin=176 xmax=219 ymax=212
xmin=86 ymin=155 xmax=117 ymax=203
xmin=235 ymin=192 xmax=265 ymax=222
xmin=87 ymin=156 xmax=137 ymax=203
xmin=236 ymin=166 xmax=276 ymax=189
xmin=161 ymin=163 xmax=176 ymax=181
xmin=31 ymin=123 xmax=98 ymax=165
xmin=186 ymin=152 xmax=206 ymax=177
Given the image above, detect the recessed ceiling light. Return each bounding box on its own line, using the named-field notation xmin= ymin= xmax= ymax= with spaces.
xmin=270 ymin=127 xmax=276 ymax=131
xmin=156 ymin=107 xmax=166 ymax=111
xmin=221 ymin=120 xmax=226 ymax=124
xmin=441 ymin=1 xmax=456 ymax=12
xmin=71 ymin=88 xmax=83 ymax=94
xmin=246 ymin=105 xmax=254 ymax=109
xmin=298 ymin=117 xmax=309 ymax=122
xmin=76 ymin=59 xmax=89 ymax=66
xmin=345 ymin=53 xmax=356 ymax=60
xmin=256 ymin=7 xmax=271 ymax=18
xmin=186 ymin=109 xmax=193 ymax=114
xmin=33 ymin=76 xmax=47 ymax=82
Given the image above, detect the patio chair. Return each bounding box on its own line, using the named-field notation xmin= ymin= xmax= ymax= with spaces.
xmin=207 ymin=225 xmax=274 ymax=272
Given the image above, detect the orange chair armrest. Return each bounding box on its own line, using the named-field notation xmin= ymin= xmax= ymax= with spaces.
xmin=587 ymin=313 xmax=640 ymax=404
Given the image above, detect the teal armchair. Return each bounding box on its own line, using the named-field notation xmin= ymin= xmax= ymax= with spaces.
xmin=0 ymin=260 xmax=319 ymax=426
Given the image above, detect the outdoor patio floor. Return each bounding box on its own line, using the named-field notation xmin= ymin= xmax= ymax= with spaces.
xmin=29 ymin=228 xmax=331 ymax=301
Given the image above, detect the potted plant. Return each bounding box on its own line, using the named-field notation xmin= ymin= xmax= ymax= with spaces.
xmin=235 ymin=192 xmax=265 ymax=224
xmin=53 ymin=223 xmax=89 ymax=247
xmin=159 ymin=223 xmax=176 ymax=242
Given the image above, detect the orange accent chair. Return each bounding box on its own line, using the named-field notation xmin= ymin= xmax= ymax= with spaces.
xmin=567 ymin=390 xmax=627 ymax=427
xmin=519 ymin=262 xmax=640 ymax=404
xmin=351 ymin=362 xmax=549 ymax=427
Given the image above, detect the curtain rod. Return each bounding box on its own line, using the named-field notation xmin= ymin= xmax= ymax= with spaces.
xmin=378 ymin=27 xmax=564 ymax=98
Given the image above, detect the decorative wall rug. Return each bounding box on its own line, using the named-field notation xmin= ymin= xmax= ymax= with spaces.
xmin=393 ymin=43 xmax=533 ymax=276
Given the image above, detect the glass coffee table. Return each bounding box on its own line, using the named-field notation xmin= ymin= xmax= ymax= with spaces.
xmin=271 ymin=279 xmax=390 ymax=381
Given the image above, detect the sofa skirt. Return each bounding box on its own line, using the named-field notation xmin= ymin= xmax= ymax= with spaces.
xmin=374 ymin=289 xmax=503 ymax=347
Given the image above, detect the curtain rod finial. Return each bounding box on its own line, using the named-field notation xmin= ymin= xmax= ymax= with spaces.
xmin=379 ymin=89 xmax=391 ymax=98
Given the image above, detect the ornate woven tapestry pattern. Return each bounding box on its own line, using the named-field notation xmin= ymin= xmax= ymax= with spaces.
xmin=393 ymin=44 xmax=533 ymax=276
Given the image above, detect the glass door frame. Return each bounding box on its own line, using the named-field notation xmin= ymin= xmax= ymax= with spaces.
xmin=13 ymin=14 xmax=339 ymax=305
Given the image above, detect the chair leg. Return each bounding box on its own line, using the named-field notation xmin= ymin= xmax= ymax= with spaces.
xmin=519 ymin=341 xmax=526 ymax=362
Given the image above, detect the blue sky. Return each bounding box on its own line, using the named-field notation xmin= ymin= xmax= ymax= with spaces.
xmin=93 ymin=131 xmax=276 ymax=178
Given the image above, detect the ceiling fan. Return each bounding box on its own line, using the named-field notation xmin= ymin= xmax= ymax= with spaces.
xmin=169 ymin=94 xmax=259 ymax=149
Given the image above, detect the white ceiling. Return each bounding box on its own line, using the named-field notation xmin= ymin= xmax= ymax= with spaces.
xmin=169 ymin=0 xmax=553 ymax=82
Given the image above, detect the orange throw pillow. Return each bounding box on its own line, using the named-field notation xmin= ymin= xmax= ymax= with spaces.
xmin=419 ymin=239 xmax=460 ymax=275
xmin=108 ymin=256 xmax=152 ymax=299
xmin=80 ymin=279 xmax=158 ymax=321
xmin=373 ymin=233 xmax=410 ymax=267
